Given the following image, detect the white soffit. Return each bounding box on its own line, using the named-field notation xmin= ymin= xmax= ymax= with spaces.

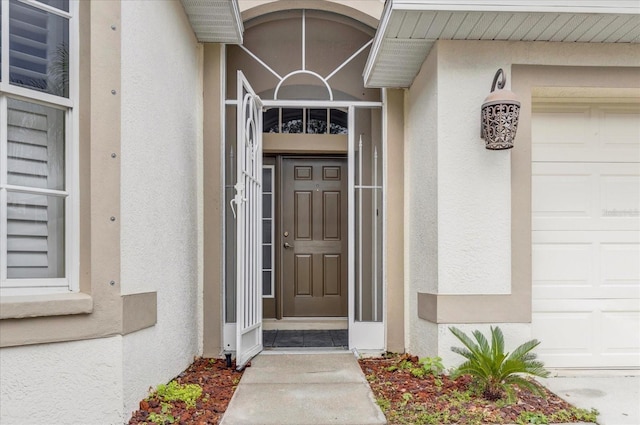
xmin=180 ymin=0 xmax=243 ymax=43
xmin=364 ymin=0 xmax=640 ymax=88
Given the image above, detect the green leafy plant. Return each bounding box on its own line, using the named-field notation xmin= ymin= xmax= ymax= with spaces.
xmin=376 ymin=397 xmax=391 ymax=411
xmin=398 ymin=359 xmax=413 ymax=370
xmin=408 ymin=356 xmax=445 ymax=378
xmin=551 ymin=407 xmax=599 ymax=423
xmin=516 ymin=411 xmax=548 ymax=424
xmin=400 ymin=392 xmax=414 ymax=406
xmin=147 ymin=402 xmax=176 ymax=424
xmin=153 ymin=380 xmax=202 ymax=409
xmin=449 ymin=326 xmax=550 ymax=401
xmin=419 ymin=356 xmax=445 ymax=375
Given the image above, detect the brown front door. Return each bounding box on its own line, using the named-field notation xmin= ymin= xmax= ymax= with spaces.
xmin=281 ymin=157 xmax=348 ymax=317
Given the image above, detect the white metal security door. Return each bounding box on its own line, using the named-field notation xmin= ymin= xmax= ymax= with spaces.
xmin=233 ymin=71 xmax=263 ymax=369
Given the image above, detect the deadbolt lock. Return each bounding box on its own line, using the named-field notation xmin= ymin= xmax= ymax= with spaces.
xmin=283 ymin=231 xmax=289 ymax=237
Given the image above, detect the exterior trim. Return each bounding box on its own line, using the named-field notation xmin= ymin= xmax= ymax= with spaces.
xmin=384 ymin=88 xmax=405 ymax=352
xmin=386 ymin=1 xmax=639 ymax=14
xmin=0 ymin=293 xmax=93 ymax=319
xmin=417 ymin=64 xmax=640 ymax=325
xmin=417 ymin=293 xmax=529 ymax=323
xmin=241 ymin=1 xmax=381 ymax=29
xmin=122 ymin=292 xmax=157 ymax=335
xmin=263 ymin=134 xmax=347 ymax=153
xmin=202 ymin=43 xmax=225 ymax=357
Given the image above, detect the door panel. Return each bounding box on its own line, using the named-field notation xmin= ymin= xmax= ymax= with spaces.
xmin=234 ymin=71 xmax=263 ymax=369
xmin=282 ymin=157 xmax=348 ymax=317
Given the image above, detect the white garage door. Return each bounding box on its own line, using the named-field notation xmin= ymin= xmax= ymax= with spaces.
xmin=532 ymin=102 xmax=640 ymax=368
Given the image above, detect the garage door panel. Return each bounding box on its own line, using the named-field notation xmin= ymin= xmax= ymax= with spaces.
xmin=601 ymin=243 xmax=640 ymax=287
xmin=533 ymin=302 xmax=640 ymax=367
xmin=533 ymin=162 xmax=640 ymax=231
xmin=532 ymin=242 xmax=593 ymax=290
xmin=533 ymin=235 xmax=639 ymax=300
xmin=533 ymin=104 xmax=640 ymax=162
xmin=601 ymin=108 xmax=640 ymax=156
xmin=532 ymin=171 xmax=592 ymax=221
xmin=601 ymin=311 xmax=640 ymax=354
xmin=601 ymin=173 xmax=640 ymax=220
xmin=532 ymin=102 xmax=640 ymax=368
xmin=533 ymin=311 xmax=597 ymax=368
xmin=532 ymin=108 xmax=592 ymax=150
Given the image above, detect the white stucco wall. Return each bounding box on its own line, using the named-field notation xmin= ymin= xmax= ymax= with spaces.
xmin=120 ymin=0 xmax=203 ymax=419
xmin=405 ymin=46 xmax=439 ymax=356
xmin=404 ymin=40 xmax=640 ymax=360
xmin=0 ymin=337 xmax=123 ymax=425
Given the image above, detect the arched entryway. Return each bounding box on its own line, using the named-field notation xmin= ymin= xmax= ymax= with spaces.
xmin=221 ymin=8 xmax=385 ymax=358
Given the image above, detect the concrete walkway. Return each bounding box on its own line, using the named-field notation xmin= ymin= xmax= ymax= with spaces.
xmin=220 ymin=352 xmax=386 ymax=425
xmin=540 ymin=370 xmax=640 ymax=425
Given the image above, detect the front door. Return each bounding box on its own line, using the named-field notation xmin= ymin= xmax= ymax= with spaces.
xmin=281 ymin=157 xmax=348 ymax=317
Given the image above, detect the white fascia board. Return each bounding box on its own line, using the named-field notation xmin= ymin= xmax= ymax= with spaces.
xmin=230 ymin=0 xmax=244 ymax=44
xmin=363 ymin=0 xmax=394 ymax=86
xmin=391 ymin=0 xmax=640 ymax=15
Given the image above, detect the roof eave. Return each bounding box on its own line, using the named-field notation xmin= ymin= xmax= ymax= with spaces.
xmin=364 ymin=0 xmax=640 ymax=89
xmin=180 ymin=0 xmax=244 ymax=44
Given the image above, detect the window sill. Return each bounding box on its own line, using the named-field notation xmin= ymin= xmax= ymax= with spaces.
xmin=0 ymin=292 xmax=93 ymax=320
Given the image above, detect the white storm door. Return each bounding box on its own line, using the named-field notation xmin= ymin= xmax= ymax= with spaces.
xmin=348 ymin=106 xmax=385 ymax=351
xmin=234 ymin=71 xmax=263 ymax=369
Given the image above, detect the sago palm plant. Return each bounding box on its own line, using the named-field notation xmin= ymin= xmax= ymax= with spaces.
xmin=449 ymin=326 xmax=550 ymax=401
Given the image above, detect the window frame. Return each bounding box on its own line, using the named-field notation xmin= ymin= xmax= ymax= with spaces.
xmin=0 ymin=0 xmax=79 ymax=295
xmin=261 ymin=164 xmax=275 ymax=298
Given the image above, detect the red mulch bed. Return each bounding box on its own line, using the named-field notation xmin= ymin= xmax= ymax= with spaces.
xmin=359 ymin=354 xmax=595 ymax=425
xmin=128 ymin=354 xmax=595 ymax=425
xmin=128 ymin=358 xmax=243 ymax=425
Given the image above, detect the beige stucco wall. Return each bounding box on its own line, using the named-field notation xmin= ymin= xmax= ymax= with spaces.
xmin=405 ymin=39 xmax=640 ymax=361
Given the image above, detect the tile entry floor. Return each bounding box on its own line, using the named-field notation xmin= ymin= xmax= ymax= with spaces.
xmin=263 ymin=330 xmax=348 ymax=348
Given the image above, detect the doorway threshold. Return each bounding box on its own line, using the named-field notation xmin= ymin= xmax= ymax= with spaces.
xmin=263 ymin=317 xmax=348 ymax=330
xmin=263 ymin=329 xmax=348 ymax=349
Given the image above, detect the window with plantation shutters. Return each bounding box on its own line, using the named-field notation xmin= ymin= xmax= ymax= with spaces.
xmin=7 ymin=99 xmax=65 ymax=279
xmin=1 ymin=0 xmax=76 ymax=294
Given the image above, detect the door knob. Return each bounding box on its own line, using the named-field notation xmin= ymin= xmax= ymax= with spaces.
xmin=284 ymin=242 xmax=293 ymax=249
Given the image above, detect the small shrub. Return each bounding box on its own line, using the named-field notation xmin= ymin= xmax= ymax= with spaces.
xmin=154 ymin=380 xmax=202 ymax=409
xmin=419 ymin=356 xmax=445 ymax=375
xmin=449 ymin=326 xmax=550 ymax=401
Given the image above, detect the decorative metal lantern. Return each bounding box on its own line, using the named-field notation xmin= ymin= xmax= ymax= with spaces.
xmin=481 ymin=69 xmax=520 ymax=150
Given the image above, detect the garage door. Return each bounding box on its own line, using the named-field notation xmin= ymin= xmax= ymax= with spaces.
xmin=532 ymin=102 xmax=640 ymax=368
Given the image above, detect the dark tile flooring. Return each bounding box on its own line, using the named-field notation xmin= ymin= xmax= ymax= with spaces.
xmin=263 ymin=330 xmax=348 ymax=348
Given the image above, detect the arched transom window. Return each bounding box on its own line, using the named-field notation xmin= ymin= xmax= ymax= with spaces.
xmin=226 ymin=9 xmax=380 ymax=134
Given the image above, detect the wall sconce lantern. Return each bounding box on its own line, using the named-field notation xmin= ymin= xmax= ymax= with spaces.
xmin=481 ymin=68 xmax=520 ymax=150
